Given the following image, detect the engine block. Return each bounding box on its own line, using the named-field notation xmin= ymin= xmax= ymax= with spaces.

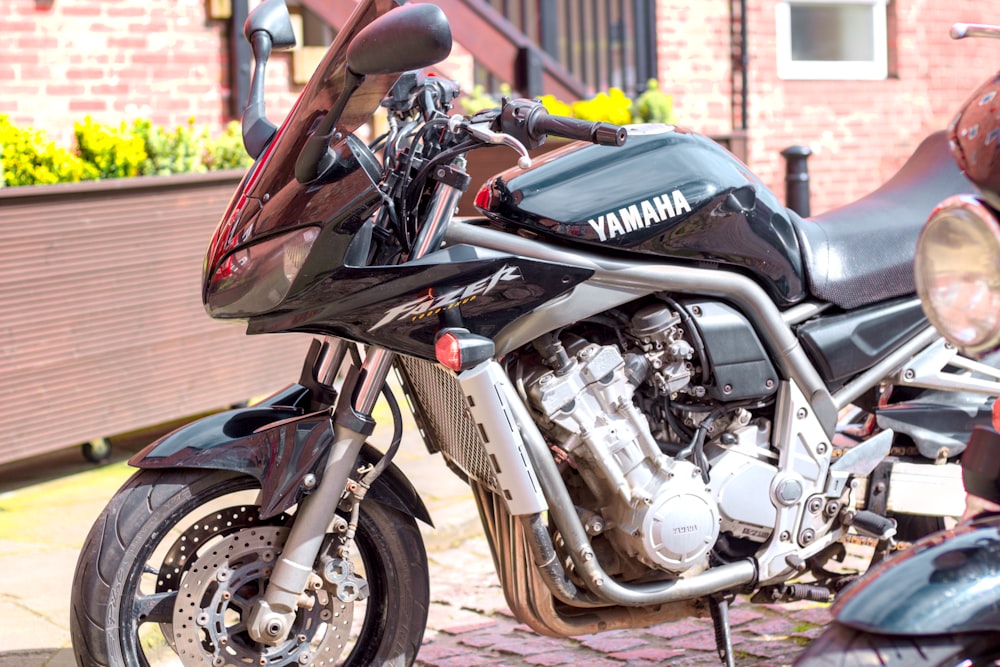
xmin=527 ymin=342 xmax=720 ymax=573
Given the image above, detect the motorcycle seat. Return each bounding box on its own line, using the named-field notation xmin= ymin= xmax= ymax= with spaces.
xmin=792 ymin=131 xmax=972 ymax=310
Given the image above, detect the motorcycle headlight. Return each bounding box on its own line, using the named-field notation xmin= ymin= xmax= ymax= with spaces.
xmin=914 ymin=195 xmax=1000 ymax=358
xmin=205 ymin=226 xmax=319 ymax=318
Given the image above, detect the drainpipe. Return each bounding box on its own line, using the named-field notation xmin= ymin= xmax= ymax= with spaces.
xmin=739 ymin=0 xmax=748 ymax=131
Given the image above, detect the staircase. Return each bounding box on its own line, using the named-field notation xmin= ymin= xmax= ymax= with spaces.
xmin=299 ymin=0 xmax=590 ymax=100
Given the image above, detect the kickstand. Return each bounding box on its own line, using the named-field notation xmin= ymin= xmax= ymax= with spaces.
xmin=709 ymin=595 xmax=736 ymax=667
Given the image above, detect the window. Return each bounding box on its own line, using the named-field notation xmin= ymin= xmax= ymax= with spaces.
xmin=776 ymin=0 xmax=888 ymax=80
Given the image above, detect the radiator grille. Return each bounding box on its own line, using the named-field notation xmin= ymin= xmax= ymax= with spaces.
xmin=397 ymin=357 xmax=499 ymax=491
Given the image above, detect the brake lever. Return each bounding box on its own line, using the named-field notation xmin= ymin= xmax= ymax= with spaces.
xmin=451 ymin=117 xmax=532 ymax=169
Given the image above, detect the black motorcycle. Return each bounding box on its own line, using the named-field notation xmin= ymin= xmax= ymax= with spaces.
xmin=69 ymin=3 xmax=1000 ymax=666
xmin=795 ymin=22 xmax=1000 ymax=667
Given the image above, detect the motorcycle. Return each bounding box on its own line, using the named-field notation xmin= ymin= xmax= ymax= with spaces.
xmin=794 ymin=22 xmax=1000 ymax=667
xmin=68 ymin=2 xmax=1000 ymax=666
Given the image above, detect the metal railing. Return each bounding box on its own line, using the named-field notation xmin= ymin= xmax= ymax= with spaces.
xmin=477 ymin=0 xmax=658 ymax=98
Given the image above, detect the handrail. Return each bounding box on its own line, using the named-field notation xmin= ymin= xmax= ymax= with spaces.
xmin=298 ymin=0 xmax=589 ymax=101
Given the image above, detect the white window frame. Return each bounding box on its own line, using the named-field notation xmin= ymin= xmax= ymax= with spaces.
xmin=776 ymin=0 xmax=888 ymax=80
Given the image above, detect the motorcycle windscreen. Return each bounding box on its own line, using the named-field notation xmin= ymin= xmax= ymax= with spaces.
xmin=205 ymin=0 xmax=401 ymax=286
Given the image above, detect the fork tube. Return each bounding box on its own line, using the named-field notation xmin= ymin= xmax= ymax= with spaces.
xmin=251 ymin=180 xmax=460 ymax=644
xmin=315 ymin=336 xmax=349 ymax=387
xmin=250 ymin=350 xmax=394 ymax=644
xmin=408 ymin=162 xmax=465 ymax=260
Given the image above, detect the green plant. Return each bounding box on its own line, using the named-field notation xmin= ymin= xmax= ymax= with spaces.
xmin=74 ymin=116 xmax=147 ymax=179
xmin=538 ymin=94 xmax=572 ymax=118
xmin=571 ymin=87 xmax=634 ymax=126
xmin=634 ymin=78 xmax=675 ymax=124
xmin=0 ymin=115 xmax=98 ymax=186
xmin=0 ymin=116 xmax=256 ymax=187
xmin=204 ymin=121 xmax=253 ymax=171
xmin=460 ymin=83 xmax=513 ymax=116
xmin=131 ymin=118 xmax=208 ymax=176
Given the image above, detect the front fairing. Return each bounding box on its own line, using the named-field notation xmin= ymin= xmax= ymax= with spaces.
xmin=834 ymin=513 xmax=1000 ymax=635
xmin=203 ymin=0 xmax=402 ymax=313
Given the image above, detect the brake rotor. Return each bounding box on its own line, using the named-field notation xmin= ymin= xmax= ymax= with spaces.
xmin=153 ymin=505 xmax=290 ymax=653
xmin=172 ymin=525 xmax=354 ymax=666
xmin=157 ymin=505 xmax=288 ymax=595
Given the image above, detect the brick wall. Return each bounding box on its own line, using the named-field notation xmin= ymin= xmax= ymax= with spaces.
xmin=3 ymin=0 xmax=996 ymax=216
xmin=0 ymin=0 xmax=307 ymax=146
xmin=656 ymin=0 xmax=998 ymax=214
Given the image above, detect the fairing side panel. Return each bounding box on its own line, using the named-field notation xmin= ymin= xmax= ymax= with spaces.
xmin=797 ymin=297 xmax=928 ymax=385
xmin=245 ymin=244 xmax=593 ymax=360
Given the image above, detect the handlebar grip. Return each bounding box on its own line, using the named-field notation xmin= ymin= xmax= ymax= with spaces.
xmin=533 ymin=114 xmax=627 ymax=146
xmin=591 ymin=121 xmax=628 ymax=146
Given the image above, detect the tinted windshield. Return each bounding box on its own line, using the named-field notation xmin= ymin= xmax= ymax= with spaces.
xmin=241 ymin=0 xmax=401 ymax=236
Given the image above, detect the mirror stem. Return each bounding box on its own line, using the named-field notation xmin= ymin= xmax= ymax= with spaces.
xmin=294 ymin=69 xmax=365 ymax=185
xmin=242 ymin=30 xmax=278 ymax=159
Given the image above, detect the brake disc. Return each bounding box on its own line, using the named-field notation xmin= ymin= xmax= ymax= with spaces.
xmin=153 ymin=505 xmax=290 ymax=652
xmin=172 ymin=525 xmax=354 ymax=666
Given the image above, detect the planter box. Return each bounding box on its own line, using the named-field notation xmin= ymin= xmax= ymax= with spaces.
xmin=0 ymin=172 xmax=311 ymax=465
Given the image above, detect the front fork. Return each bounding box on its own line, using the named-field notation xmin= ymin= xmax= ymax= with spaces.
xmin=247 ymin=346 xmax=395 ymax=644
xmin=246 ymin=175 xmax=465 ymax=645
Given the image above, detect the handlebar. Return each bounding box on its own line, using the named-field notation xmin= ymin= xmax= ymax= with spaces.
xmin=951 ymin=22 xmax=1000 ymax=40
xmin=529 ymin=112 xmax=627 ymax=146
xmin=495 ymin=98 xmax=627 ymax=150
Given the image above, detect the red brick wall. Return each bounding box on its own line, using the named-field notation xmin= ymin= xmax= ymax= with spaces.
xmin=656 ymin=0 xmax=998 ymax=214
xmin=3 ymin=0 xmax=996 ymax=216
xmin=655 ymin=1 xmax=734 ymax=137
xmin=0 ymin=0 xmax=304 ymax=146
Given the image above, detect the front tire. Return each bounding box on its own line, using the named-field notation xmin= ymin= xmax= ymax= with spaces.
xmin=794 ymin=622 xmax=1000 ymax=667
xmin=70 ymin=468 xmax=429 ymax=666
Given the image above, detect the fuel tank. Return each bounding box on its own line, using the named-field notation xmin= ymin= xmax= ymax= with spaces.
xmin=476 ymin=125 xmax=806 ymax=306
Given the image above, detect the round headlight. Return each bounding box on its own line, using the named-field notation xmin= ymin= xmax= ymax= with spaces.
xmin=914 ymin=195 xmax=1000 ymax=358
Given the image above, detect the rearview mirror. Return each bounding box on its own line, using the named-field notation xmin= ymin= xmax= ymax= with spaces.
xmin=346 ymin=3 xmax=452 ymax=76
xmin=240 ymin=0 xmax=296 ymax=158
xmin=244 ymin=0 xmax=296 ymax=51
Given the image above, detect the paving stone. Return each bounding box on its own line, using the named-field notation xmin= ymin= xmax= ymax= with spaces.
xmin=744 ymin=615 xmax=798 ymax=638
xmin=439 ymin=621 xmax=503 ymax=636
xmin=728 ymin=605 xmax=766 ymax=626
xmin=644 ymin=618 xmax=712 ymax=639
xmin=492 ymin=636 xmax=570 ymax=657
xmin=525 ymin=651 xmax=579 ymax=666
xmin=662 ymin=631 xmax=721 ymax=652
xmin=578 ymin=634 xmax=649 ymax=653
xmin=414 ymin=643 xmax=468 ymax=662
xmin=608 ymin=646 xmax=687 ymax=662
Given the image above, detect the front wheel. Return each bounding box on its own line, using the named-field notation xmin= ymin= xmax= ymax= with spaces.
xmin=794 ymin=622 xmax=1000 ymax=667
xmin=70 ymin=468 xmax=429 ymax=666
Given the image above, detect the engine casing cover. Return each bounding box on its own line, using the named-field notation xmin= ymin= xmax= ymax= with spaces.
xmin=610 ymin=458 xmax=720 ymax=572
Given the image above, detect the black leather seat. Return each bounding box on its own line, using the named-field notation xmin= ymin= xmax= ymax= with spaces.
xmin=792 ymin=131 xmax=973 ymax=310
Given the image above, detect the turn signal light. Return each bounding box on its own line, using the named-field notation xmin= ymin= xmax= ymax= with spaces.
xmin=993 ymin=399 xmax=1000 ymax=432
xmin=434 ymin=328 xmax=495 ymax=372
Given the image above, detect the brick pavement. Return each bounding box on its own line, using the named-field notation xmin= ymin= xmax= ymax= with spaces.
xmin=0 ymin=418 xmax=828 ymax=667
xmin=417 ymin=531 xmax=830 ymax=667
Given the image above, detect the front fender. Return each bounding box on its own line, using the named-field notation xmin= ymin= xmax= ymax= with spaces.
xmin=834 ymin=514 xmax=1000 ymax=635
xmin=129 ymin=384 xmax=432 ymax=524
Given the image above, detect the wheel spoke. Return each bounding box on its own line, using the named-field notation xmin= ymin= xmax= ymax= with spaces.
xmin=133 ymin=591 xmax=176 ymax=624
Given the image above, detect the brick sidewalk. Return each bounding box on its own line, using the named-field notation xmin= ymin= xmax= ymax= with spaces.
xmin=0 ymin=420 xmax=826 ymax=667
xmin=417 ymin=531 xmax=828 ymax=667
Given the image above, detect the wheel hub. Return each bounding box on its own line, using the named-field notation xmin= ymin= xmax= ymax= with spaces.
xmin=172 ymin=525 xmax=353 ymax=666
